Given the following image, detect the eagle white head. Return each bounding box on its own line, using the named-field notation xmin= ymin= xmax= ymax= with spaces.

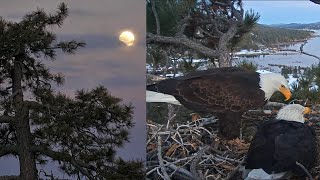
xmin=259 ymin=73 xmax=291 ymax=101
xmin=276 ymin=104 xmax=311 ymax=123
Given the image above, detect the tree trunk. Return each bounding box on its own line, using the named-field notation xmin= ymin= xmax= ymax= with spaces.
xmin=162 ymin=50 xmax=169 ymax=75
xmin=217 ymin=21 xmax=239 ymax=67
xmin=152 ymin=61 xmax=157 ymax=74
xmin=12 ymin=58 xmax=37 ymax=180
xmin=218 ymin=50 xmax=231 ymax=67
xmin=173 ymin=58 xmax=177 ymax=77
xmin=16 ymin=117 xmax=37 ymax=180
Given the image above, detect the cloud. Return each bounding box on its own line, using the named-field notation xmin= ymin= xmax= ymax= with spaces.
xmin=44 ymin=43 xmax=146 ymax=108
xmin=69 ymin=8 xmax=97 ymax=17
xmin=57 ymin=34 xmax=119 ymax=49
xmin=0 ymin=0 xmax=146 ymax=36
xmin=101 ymin=74 xmax=143 ymax=87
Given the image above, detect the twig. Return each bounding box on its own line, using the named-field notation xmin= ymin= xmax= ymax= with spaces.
xmin=157 ymin=167 xmax=165 ymax=179
xmin=264 ymin=101 xmax=286 ymax=107
xmin=147 ymin=118 xmax=249 ymax=179
xmin=247 ymin=109 xmax=272 ymax=115
xmin=167 ymin=164 xmax=195 ymax=180
xmin=226 ymin=159 xmax=245 ymax=180
xmin=146 ymin=167 xmax=159 ymax=176
xmin=296 ymin=161 xmax=314 ymax=180
xmin=215 ymin=154 xmax=243 ymax=163
xmin=166 ymin=104 xmax=180 ymax=129
xmin=190 ymin=146 xmax=209 ymax=180
xmin=158 ymin=135 xmax=171 ymax=180
xmin=147 ymin=125 xmax=164 ymax=145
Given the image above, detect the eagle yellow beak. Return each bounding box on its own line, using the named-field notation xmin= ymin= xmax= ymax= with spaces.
xmin=279 ymin=86 xmax=291 ymax=101
xmin=303 ymin=107 xmax=311 ymax=114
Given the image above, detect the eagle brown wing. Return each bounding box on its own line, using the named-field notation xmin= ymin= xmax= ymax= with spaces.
xmin=172 ymin=68 xmax=266 ymax=113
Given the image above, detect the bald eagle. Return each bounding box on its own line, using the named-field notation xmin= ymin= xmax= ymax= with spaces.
xmin=244 ymin=104 xmax=316 ymax=180
xmin=146 ymin=67 xmax=291 ymax=139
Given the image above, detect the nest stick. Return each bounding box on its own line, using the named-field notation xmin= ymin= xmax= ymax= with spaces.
xmin=296 ymin=161 xmax=314 ymax=180
xmin=157 ymin=135 xmax=170 ymax=180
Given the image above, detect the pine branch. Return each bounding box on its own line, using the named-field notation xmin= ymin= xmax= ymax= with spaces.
xmin=201 ymin=0 xmax=215 ymax=25
xmin=24 ymin=100 xmax=42 ymax=109
xmin=0 ymin=116 xmax=16 ymax=124
xmin=0 ymin=145 xmax=18 ymax=157
xmin=211 ymin=1 xmax=231 ymax=7
xmin=147 ymin=33 xmax=220 ymax=58
xmin=31 ymin=146 xmax=95 ymax=180
xmin=230 ymin=0 xmax=244 ymax=21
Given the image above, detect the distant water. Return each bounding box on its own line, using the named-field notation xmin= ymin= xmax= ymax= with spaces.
xmin=238 ymin=30 xmax=320 ymax=73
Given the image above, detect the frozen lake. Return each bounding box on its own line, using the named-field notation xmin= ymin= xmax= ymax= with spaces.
xmin=237 ymin=30 xmax=320 ymax=73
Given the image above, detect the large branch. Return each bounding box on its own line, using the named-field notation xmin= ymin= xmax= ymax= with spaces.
xmin=31 ymin=146 xmax=95 ymax=180
xmin=176 ymin=14 xmax=191 ymax=36
xmin=0 ymin=145 xmax=18 ymax=157
xmin=218 ymin=20 xmax=239 ymax=48
xmin=231 ymin=0 xmax=244 ymax=21
xmin=24 ymin=100 xmax=43 ymax=109
xmin=147 ymin=33 xmax=220 ymax=58
xmin=0 ymin=116 xmax=16 ymax=124
xmin=201 ymin=0 xmax=215 ymax=24
xmin=211 ymin=1 xmax=231 ymax=7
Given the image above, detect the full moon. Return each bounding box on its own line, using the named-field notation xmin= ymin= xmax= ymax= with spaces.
xmin=119 ymin=31 xmax=135 ymax=46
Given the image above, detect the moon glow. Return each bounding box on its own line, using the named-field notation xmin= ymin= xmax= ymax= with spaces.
xmin=119 ymin=31 xmax=135 ymax=46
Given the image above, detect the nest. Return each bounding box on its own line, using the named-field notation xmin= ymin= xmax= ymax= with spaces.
xmin=146 ymin=117 xmax=248 ymax=180
xmin=146 ymin=104 xmax=320 ymax=180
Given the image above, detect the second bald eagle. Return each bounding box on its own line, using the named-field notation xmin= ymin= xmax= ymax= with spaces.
xmin=147 ymin=67 xmax=291 ymax=139
xmin=244 ymin=104 xmax=316 ymax=179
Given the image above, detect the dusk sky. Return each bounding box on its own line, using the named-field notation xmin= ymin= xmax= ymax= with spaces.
xmin=0 ymin=0 xmax=145 ymax=178
xmin=244 ymin=1 xmax=320 ymax=24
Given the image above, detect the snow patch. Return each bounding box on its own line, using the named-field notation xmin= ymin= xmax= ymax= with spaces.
xmin=256 ymin=70 xmax=272 ymax=74
xmin=287 ymin=74 xmax=298 ymax=87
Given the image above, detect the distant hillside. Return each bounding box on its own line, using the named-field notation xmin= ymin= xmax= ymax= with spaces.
xmin=235 ymin=24 xmax=314 ymax=50
xmin=270 ymin=22 xmax=320 ymax=30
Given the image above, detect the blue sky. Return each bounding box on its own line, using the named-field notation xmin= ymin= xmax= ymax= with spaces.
xmin=244 ymin=1 xmax=320 ymax=24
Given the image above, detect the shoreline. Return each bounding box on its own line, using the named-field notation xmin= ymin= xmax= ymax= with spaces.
xmin=269 ymin=30 xmax=318 ymax=47
xmin=234 ymin=34 xmax=316 ymax=58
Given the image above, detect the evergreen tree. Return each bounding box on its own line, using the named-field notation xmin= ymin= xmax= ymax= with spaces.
xmin=235 ymin=59 xmax=258 ymax=72
xmin=281 ymin=66 xmax=290 ymax=78
xmin=147 ymin=0 xmax=260 ymax=67
xmin=293 ymin=66 xmax=298 ymax=78
xmin=0 ymin=3 xmax=143 ymax=180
